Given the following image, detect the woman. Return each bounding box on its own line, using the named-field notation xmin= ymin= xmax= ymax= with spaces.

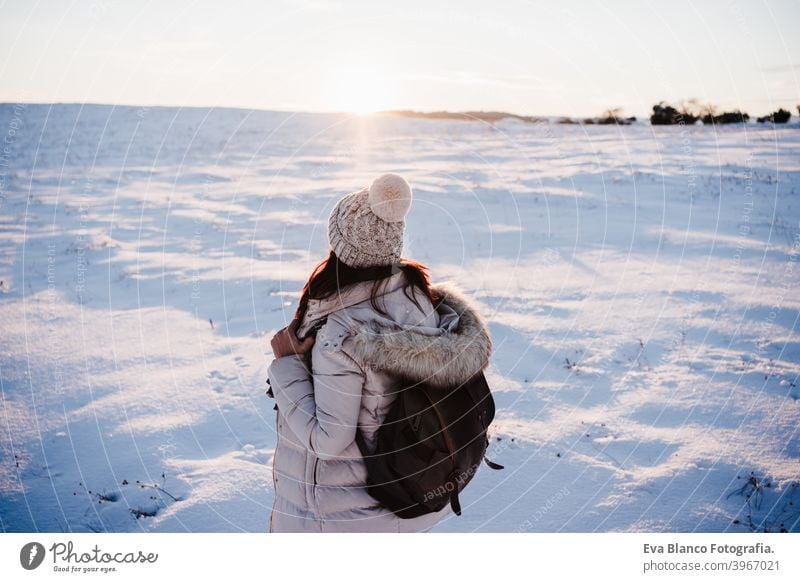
xmin=267 ymin=173 xmax=493 ymax=532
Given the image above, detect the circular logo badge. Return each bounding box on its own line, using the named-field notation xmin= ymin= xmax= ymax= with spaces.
xmin=20 ymin=542 xmax=46 ymax=570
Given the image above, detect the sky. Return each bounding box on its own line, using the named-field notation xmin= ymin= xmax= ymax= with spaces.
xmin=1 ymin=0 xmax=798 ymax=118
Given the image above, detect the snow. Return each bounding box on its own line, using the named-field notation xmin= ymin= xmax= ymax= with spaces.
xmin=0 ymin=103 xmax=798 ymax=533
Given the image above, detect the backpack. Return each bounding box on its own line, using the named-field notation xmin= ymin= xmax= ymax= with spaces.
xmin=355 ymin=370 xmax=504 ymax=519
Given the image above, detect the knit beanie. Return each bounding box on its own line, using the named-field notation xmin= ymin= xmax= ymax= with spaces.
xmin=327 ymin=173 xmax=413 ymax=268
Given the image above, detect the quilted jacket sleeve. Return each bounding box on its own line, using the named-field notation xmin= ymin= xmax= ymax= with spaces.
xmin=267 ymin=326 xmax=365 ymax=460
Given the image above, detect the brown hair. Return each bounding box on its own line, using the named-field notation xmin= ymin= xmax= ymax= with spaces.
xmin=295 ymin=250 xmax=439 ymax=324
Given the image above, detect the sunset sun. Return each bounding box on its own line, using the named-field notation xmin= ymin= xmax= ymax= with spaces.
xmin=330 ymin=64 xmax=394 ymax=114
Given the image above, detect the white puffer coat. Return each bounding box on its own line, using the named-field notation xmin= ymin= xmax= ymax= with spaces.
xmin=267 ymin=270 xmax=493 ymax=532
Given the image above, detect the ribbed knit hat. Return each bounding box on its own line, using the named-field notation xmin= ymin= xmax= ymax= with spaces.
xmin=328 ymin=173 xmax=413 ymax=268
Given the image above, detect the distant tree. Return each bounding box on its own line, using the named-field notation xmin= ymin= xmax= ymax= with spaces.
xmin=650 ymin=102 xmax=698 ymax=125
xmin=757 ymin=108 xmax=792 ymax=124
xmin=594 ymin=107 xmax=634 ymax=125
xmin=679 ymin=101 xmax=702 ymax=124
xmin=697 ymin=102 xmax=718 ymax=118
xmin=701 ymin=109 xmax=749 ymax=125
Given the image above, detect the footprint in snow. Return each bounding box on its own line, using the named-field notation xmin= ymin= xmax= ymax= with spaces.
xmin=207 ymin=369 xmax=237 ymax=382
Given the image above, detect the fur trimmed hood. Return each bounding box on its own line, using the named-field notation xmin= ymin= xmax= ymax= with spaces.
xmin=348 ymin=283 xmax=493 ymax=389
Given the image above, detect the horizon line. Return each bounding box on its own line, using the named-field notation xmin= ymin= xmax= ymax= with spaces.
xmin=2 ymin=100 xmax=797 ymax=124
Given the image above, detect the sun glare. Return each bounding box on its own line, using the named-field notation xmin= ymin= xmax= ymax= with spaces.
xmin=331 ymin=65 xmax=393 ymax=114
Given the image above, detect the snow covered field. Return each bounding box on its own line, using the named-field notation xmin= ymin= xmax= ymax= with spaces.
xmin=1 ymin=103 xmax=798 ymax=533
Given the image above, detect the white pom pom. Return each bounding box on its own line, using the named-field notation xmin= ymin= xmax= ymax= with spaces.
xmin=368 ymin=173 xmax=412 ymax=222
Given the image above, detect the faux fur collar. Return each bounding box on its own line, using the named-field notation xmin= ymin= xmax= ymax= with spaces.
xmin=348 ymin=283 xmax=493 ymax=389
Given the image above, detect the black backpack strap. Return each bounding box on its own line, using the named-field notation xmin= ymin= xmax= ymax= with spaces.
xmin=355 ymin=429 xmax=381 ymax=485
xmin=448 ymin=469 xmax=463 ymax=516
xmin=354 ymin=428 xmax=371 ymax=460
xmin=422 ymin=390 xmax=464 ymax=516
xmin=265 ymin=378 xmax=277 ymax=411
xmin=484 ymin=456 xmax=504 ymax=470
xmin=450 ymin=490 xmax=462 ymax=516
xmin=300 ymin=315 xmax=328 ymax=340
